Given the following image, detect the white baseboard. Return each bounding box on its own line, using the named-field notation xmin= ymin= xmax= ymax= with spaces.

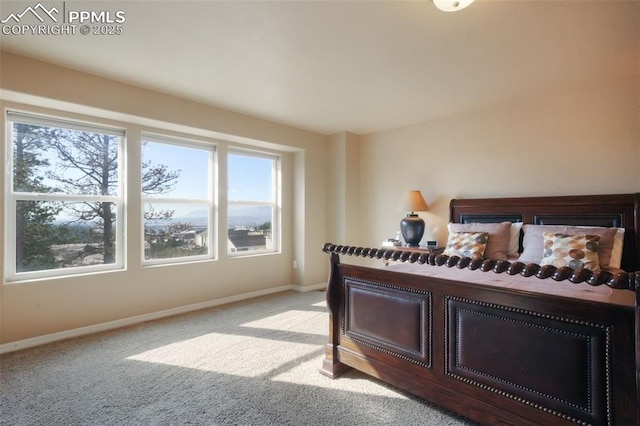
xmin=291 ymin=282 xmax=326 ymax=292
xmin=0 ymin=283 xmax=326 ymax=354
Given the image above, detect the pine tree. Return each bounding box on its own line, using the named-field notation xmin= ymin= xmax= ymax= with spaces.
xmin=12 ymin=120 xmax=181 ymax=270
xmin=43 ymin=130 xmax=180 ymax=265
xmin=12 ymin=123 xmax=61 ymax=272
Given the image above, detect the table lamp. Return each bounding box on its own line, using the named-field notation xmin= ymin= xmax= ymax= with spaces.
xmin=400 ymin=190 xmax=429 ymax=247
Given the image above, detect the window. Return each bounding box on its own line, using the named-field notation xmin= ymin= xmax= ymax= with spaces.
xmin=5 ymin=111 xmax=125 ymax=281
xmin=227 ymin=150 xmax=279 ymax=255
xmin=142 ymin=136 xmax=215 ymax=264
xmin=4 ymin=109 xmax=284 ymax=281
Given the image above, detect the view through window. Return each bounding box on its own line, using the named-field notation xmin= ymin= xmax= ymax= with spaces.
xmin=142 ymin=137 xmax=214 ymax=263
xmin=227 ymin=151 xmax=278 ymax=254
xmin=5 ymin=111 xmax=282 ymax=281
xmin=6 ymin=112 xmax=124 ymax=280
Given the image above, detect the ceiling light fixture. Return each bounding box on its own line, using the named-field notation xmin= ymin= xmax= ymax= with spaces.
xmin=433 ymin=0 xmax=475 ymax=12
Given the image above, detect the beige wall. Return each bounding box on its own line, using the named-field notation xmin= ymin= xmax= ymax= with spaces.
xmin=0 ymin=52 xmax=330 ymax=346
xmin=327 ymin=132 xmax=361 ymax=245
xmin=360 ymin=75 xmax=640 ymax=249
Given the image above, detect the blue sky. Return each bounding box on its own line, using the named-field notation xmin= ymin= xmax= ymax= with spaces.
xmin=17 ymin=126 xmax=274 ymax=219
xmin=142 ymin=141 xmax=210 ymax=199
xmin=143 ymin=141 xmax=273 ymax=203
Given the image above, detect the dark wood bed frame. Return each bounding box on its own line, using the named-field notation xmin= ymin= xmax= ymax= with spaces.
xmin=320 ymin=193 xmax=640 ymax=426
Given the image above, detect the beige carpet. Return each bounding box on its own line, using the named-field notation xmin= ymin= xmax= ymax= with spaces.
xmin=0 ymin=290 xmax=475 ymax=425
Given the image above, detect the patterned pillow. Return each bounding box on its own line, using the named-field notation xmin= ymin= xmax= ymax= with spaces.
xmin=520 ymin=224 xmax=618 ymax=268
xmin=443 ymin=231 xmax=488 ymax=259
xmin=539 ymin=233 xmax=600 ymax=271
xmin=448 ymin=222 xmax=511 ymax=260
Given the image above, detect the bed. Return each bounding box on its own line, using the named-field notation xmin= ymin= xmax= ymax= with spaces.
xmin=320 ymin=193 xmax=639 ymax=426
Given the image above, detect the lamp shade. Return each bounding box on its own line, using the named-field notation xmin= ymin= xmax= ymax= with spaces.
xmin=433 ymin=0 xmax=475 ymax=12
xmin=402 ymin=190 xmax=429 ymax=213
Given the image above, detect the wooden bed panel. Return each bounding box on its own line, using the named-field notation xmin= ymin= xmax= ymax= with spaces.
xmin=446 ymin=297 xmax=611 ymax=426
xmin=324 ymin=260 xmax=638 ymax=425
xmin=344 ymin=278 xmax=432 ymax=367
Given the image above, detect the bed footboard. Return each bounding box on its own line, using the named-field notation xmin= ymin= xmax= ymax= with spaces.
xmin=320 ymin=244 xmax=639 ymax=426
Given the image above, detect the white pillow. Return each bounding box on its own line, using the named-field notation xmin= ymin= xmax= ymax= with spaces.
xmin=609 ymin=227 xmax=625 ymax=269
xmin=509 ymin=222 xmax=523 ymax=257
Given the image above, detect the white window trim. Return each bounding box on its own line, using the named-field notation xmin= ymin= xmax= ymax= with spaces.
xmin=3 ymin=103 xmax=289 ymax=283
xmin=5 ymin=111 xmax=126 ymax=282
xmin=227 ymin=148 xmax=280 ymax=257
xmin=141 ymin=134 xmax=217 ymax=266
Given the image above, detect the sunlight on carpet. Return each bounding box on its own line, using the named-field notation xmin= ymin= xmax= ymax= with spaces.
xmin=124 ymin=305 xmax=409 ymax=399
xmin=240 ymin=309 xmax=326 ymax=334
xmin=127 ymin=332 xmax=319 ymax=377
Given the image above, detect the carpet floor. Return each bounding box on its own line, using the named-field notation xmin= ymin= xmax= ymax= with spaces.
xmin=0 ymin=290 xmax=475 ymax=425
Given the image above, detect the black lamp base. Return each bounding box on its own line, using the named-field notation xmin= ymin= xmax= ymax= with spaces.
xmin=400 ymin=214 xmax=425 ymax=247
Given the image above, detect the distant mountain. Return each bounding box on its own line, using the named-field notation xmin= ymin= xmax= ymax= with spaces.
xmin=184 ymin=210 xmax=208 ymax=218
xmin=169 ymin=205 xmax=272 ymax=228
xmin=228 ymin=205 xmax=272 ymax=227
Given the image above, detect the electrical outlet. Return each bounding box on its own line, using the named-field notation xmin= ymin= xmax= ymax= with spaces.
xmin=293 ymin=260 xmax=298 ymax=269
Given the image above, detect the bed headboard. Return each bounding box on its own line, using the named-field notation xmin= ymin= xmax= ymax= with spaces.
xmin=449 ymin=193 xmax=640 ymax=272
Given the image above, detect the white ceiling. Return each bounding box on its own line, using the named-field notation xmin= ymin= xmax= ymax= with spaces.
xmin=1 ymin=0 xmax=638 ymax=135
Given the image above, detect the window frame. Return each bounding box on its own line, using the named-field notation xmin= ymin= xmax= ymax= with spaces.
xmin=4 ymin=110 xmax=126 ymax=282
xmin=3 ymin=105 xmax=288 ymax=283
xmin=141 ymin=133 xmax=217 ymax=266
xmin=227 ymin=148 xmax=280 ymax=257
